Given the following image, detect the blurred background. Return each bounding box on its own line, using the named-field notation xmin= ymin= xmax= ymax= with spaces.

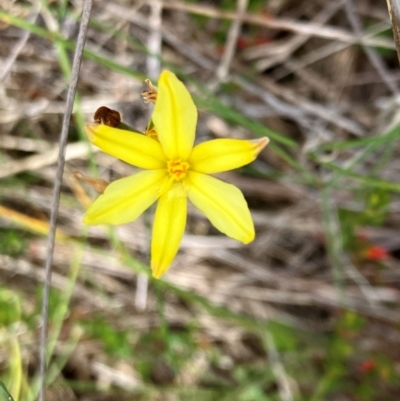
xmin=1 ymin=0 xmax=400 ymax=400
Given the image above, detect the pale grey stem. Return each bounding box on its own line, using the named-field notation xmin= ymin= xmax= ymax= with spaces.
xmin=135 ymin=0 xmax=163 ymax=310
xmin=147 ymin=0 xmax=162 ymax=80
xmin=38 ymin=0 xmax=93 ymax=400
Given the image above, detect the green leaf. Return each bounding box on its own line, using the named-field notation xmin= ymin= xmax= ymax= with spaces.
xmin=0 ymin=381 xmax=14 ymax=401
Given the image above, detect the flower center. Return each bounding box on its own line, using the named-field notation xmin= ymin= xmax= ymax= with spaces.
xmin=168 ymin=160 xmax=190 ymax=181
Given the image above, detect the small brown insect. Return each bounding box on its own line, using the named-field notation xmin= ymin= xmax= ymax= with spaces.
xmin=94 ymin=106 xmax=121 ymax=127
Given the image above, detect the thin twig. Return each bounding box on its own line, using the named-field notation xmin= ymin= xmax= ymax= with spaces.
xmin=106 ymin=3 xmax=214 ymax=70
xmin=273 ymin=22 xmax=390 ymax=81
xmin=345 ymin=0 xmax=399 ymax=95
xmin=242 ymin=0 xmax=345 ymax=71
xmin=213 ymin=0 xmax=248 ymax=88
xmin=38 ymin=0 xmax=93 ymax=400
xmin=0 ymin=142 xmax=98 ymax=179
xmin=0 ymin=9 xmax=40 ymax=83
xmin=386 ymin=0 xmax=400 ymax=64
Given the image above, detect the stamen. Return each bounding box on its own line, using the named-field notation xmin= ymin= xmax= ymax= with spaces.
xmin=145 ymin=127 xmax=159 ymax=141
xmin=141 ymin=79 xmax=158 ymax=104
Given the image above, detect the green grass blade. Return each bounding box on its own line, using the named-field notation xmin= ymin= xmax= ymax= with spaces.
xmin=320 ymin=124 xmax=400 ymax=151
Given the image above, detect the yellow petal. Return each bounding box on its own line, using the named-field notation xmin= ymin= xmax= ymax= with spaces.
xmin=186 ymin=172 xmax=254 ymax=243
xmin=151 ymin=184 xmax=187 ymax=278
xmin=189 ymin=137 xmax=269 ymax=174
xmin=85 ymin=123 xmax=166 ymax=169
xmin=152 ymin=70 xmax=197 ymax=160
xmin=84 ymin=170 xmax=167 ymax=225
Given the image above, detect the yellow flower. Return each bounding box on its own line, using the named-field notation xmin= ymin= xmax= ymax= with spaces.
xmin=84 ymin=71 xmax=269 ymax=278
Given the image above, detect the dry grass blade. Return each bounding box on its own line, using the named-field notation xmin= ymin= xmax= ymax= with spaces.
xmin=155 ymin=0 xmax=395 ymax=48
xmin=0 ymin=142 xmax=97 ymax=179
xmin=213 ymin=0 xmax=248 ymax=87
xmin=387 ymin=0 xmax=400 ymax=64
xmin=347 ymin=0 xmax=398 ymax=95
xmin=0 ymin=10 xmax=39 ymax=83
